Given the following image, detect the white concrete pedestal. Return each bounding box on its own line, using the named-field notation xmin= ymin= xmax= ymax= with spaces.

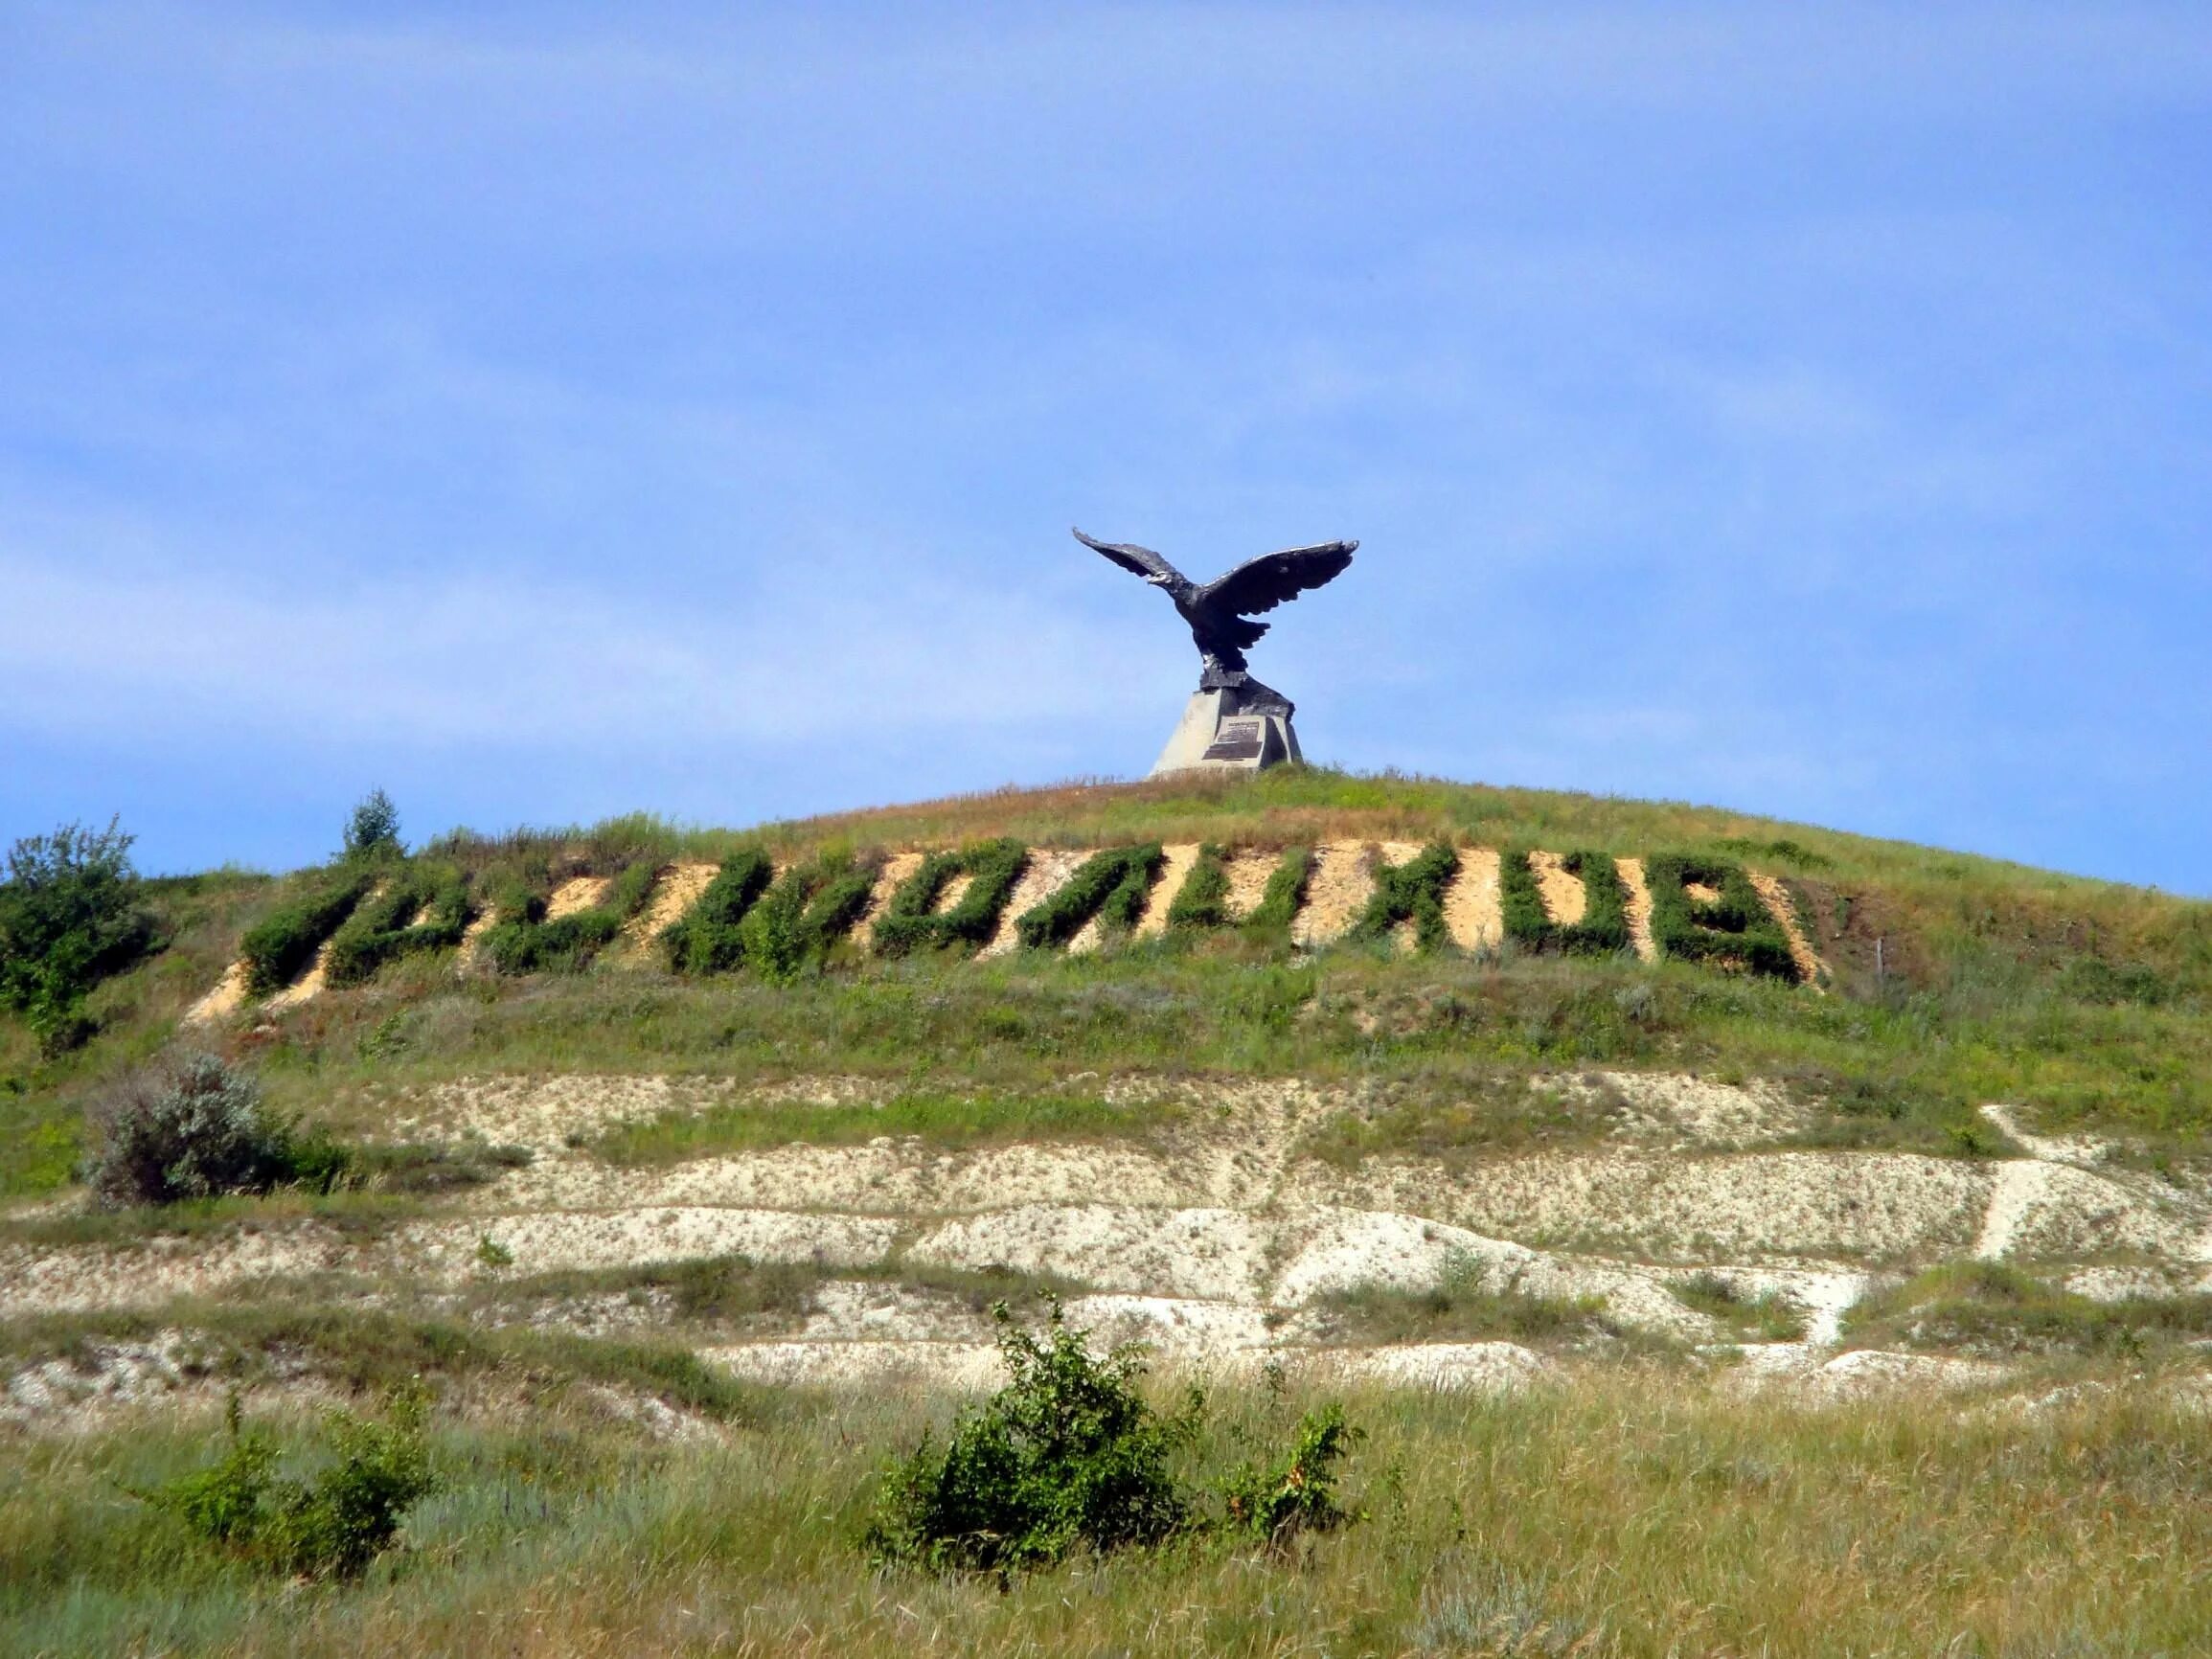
xmin=1149 ymin=690 xmax=1303 ymax=777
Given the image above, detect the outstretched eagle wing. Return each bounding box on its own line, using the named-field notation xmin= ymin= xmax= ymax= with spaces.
xmin=1198 ymin=539 xmax=1357 ymax=618
xmin=1073 ymin=527 xmax=1187 ymax=585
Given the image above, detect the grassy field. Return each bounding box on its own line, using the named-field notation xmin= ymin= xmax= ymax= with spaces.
xmin=3 ymin=1346 xmax=2207 ymax=1656
xmin=4 ymin=772 xmax=2211 ymax=1653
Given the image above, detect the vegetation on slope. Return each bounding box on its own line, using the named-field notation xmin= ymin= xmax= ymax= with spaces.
xmin=1 ymin=768 xmax=2207 ymax=1203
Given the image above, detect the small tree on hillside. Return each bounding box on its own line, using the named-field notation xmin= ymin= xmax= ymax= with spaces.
xmin=0 ymin=817 xmax=155 ymax=1055
xmin=343 ymin=789 xmax=402 ymax=861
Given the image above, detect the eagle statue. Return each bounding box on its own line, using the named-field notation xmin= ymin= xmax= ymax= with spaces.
xmin=1073 ymin=527 xmax=1357 ymax=716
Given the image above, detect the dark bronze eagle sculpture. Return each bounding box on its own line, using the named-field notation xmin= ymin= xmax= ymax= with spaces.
xmin=1073 ymin=528 xmax=1357 ymax=710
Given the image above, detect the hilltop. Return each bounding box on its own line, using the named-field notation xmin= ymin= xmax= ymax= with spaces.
xmin=4 ymin=767 xmax=2210 ymax=1653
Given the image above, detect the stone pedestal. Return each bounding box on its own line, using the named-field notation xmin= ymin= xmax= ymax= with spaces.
xmin=1149 ymin=688 xmax=1304 ymax=777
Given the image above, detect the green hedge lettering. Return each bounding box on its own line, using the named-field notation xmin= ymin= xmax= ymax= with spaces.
xmin=1015 ymin=844 xmax=1165 ymax=950
xmin=660 ymin=849 xmax=776 ymax=976
xmin=741 ymin=851 xmax=881 ymax=981
xmin=1499 ymin=849 xmax=1631 ymax=957
xmin=239 ymin=870 xmax=378 ymax=995
xmin=1243 ymin=846 xmax=1314 ymax=934
xmin=482 ymin=860 xmax=661 ymax=976
xmin=1163 ymin=843 xmax=1233 ymax=931
xmin=324 ymin=865 xmax=474 ymax=989
xmin=870 ymin=839 xmax=1030 ymax=958
xmin=1347 ymin=841 xmax=1460 ymax=953
xmin=1645 ymin=852 xmax=1800 ymax=982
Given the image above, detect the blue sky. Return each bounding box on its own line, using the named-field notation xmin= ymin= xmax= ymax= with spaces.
xmin=3 ymin=3 xmax=2207 ymax=891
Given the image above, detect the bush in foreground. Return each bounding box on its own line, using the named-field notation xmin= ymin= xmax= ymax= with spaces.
xmin=865 ymin=1302 xmax=1359 ymax=1579
xmin=143 ymin=1389 xmax=436 ymax=1580
xmin=82 ymin=1052 xmax=298 ymax=1209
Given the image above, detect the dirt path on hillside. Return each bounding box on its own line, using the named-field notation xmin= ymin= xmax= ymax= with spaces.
xmin=1134 ymin=844 xmax=1202 ymax=938
xmin=856 ymin=852 xmax=924 ymax=952
xmin=1528 ymin=851 xmax=1586 ymax=927
xmin=185 ymin=962 xmax=249 ymax=1025
xmin=1616 ymin=856 xmax=1658 ymax=961
xmin=1443 ymin=848 xmax=1503 ymax=954
xmin=1747 ymin=871 xmax=1826 ymax=985
xmin=620 ymin=863 xmax=718 ymax=961
xmin=1292 ymin=841 xmax=1372 ymax=947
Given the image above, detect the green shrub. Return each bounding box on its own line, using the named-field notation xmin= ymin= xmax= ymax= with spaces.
xmin=323 ymin=864 xmax=474 ymax=989
xmin=82 ymin=1052 xmax=298 ymax=1209
xmin=1645 ymin=853 xmax=1799 ymax=982
xmin=1165 ymin=843 xmax=1234 ymax=930
xmin=239 ymin=869 xmax=377 ymax=995
xmin=864 ymin=1302 xmax=1363 ymax=1579
xmin=863 ymin=1300 xmax=1197 ymax=1577
xmin=482 ymin=860 xmax=661 ymax=976
xmin=1015 ymin=844 xmax=1164 ymax=950
xmin=342 ymin=788 xmax=403 ymax=861
xmin=1669 ymin=1271 xmax=1807 ymax=1341
xmin=1217 ymin=1403 xmax=1364 ymax=1546
xmin=660 ymin=849 xmax=775 ymax=975
xmin=1243 ymin=846 xmax=1314 ymax=933
xmin=143 ymin=1388 xmax=436 ymax=1580
xmin=741 ymin=851 xmax=880 ymax=982
xmin=869 ymin=839 xmax=1030 ymax=958
xmin=2061 ymin=957 xmax=2172 ymax=1007
xmin=1500 ymin=849 xmax=1631 ymax=957
xmin=0 ymin=817 xmax=157 ymax=1055
xmin=1348 ymin=841 xmax=1460 ymax=952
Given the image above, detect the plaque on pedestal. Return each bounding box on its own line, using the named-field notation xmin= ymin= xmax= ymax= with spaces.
xmin=1150 ymin=685 xmax=1305 ymax=777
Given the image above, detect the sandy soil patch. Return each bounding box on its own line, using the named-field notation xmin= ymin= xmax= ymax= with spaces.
xmin=798 ymin=1281 xmax=997 ymax=1344
xmin=1 ymin=1332 xmax=345 ymax=1435
xmin=392 ymin=1074 xmax=734 ymax=1155
xmin=410 ymin=1207 xmax=901 ymax=1279
xmin=3 ymin=1331 xmax=201 ymax=1429
xmin=1973 ymin=1156 xmax=2200 ymax=1261
xmin=184 ymin=961 xmax=249 ymax=1025
xmin=1270 ymin=1209 xmax=1718 ymax=1337
xmin=0 ymin=1227 xmax=359 ymax=1317
xmin=2064 ymin=1264 xmax=2190 ymax=1301
xmin=706 ymin=1339 xmax=1007 ymax=1391
xmin=619 ymin=862 xmax=718 ymax=960
xmin=1289 ymin=1148 xmax=1998 ymax=1261
xmin=1747 ymin=872 xmax=1825 ymax=986
xmin=857 ymin=852 xmax=924 ymax=952
xmin=1292 ymin=841 xmax=1372 ymax=948
xmin=1980 ymin=1102 xmax=2109 ymax=1169
xmin=1324 ymin=1341 xmax=1551 ymax=1393
xmin=494 ymin=1137 xmax=1208 ymax=1216
xmin=1528 ymin=851 xmax=1587 ymax=928
xmin=1442 ymin=848 xmax=1502 ymax=954
xmin=1221 ymin=850 xmax=1281 ymax=921
xmin=546 ymin=875 xmax=610 ymax=921
xmin=700 ymin=1335 xmax=1556 ymax=1395
xmin=910 ymin=1205 xmax=1273 ymax=1303
xmin=1615 ymin=856 xmax=1658 ymax=962
xmin=1590 ymin=1071 xmax=1813 ymax=1148
xmin=982 ymin=849 xmax=1086 ymax=958
xmin=1797 ymin=1349 xmax=2011 ymax=1400
xmin=1061 ymin=1294 xmax=1276 ymax=1353
xmin=1135 ymin=844 xmax=1203 ymax=938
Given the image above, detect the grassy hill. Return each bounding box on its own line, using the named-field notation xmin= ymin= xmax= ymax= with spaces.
xmin=7 ymin=767 xmax=2207 ymax=1193
xmin=4 ymin=768 xmax=2210 ymax=1654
